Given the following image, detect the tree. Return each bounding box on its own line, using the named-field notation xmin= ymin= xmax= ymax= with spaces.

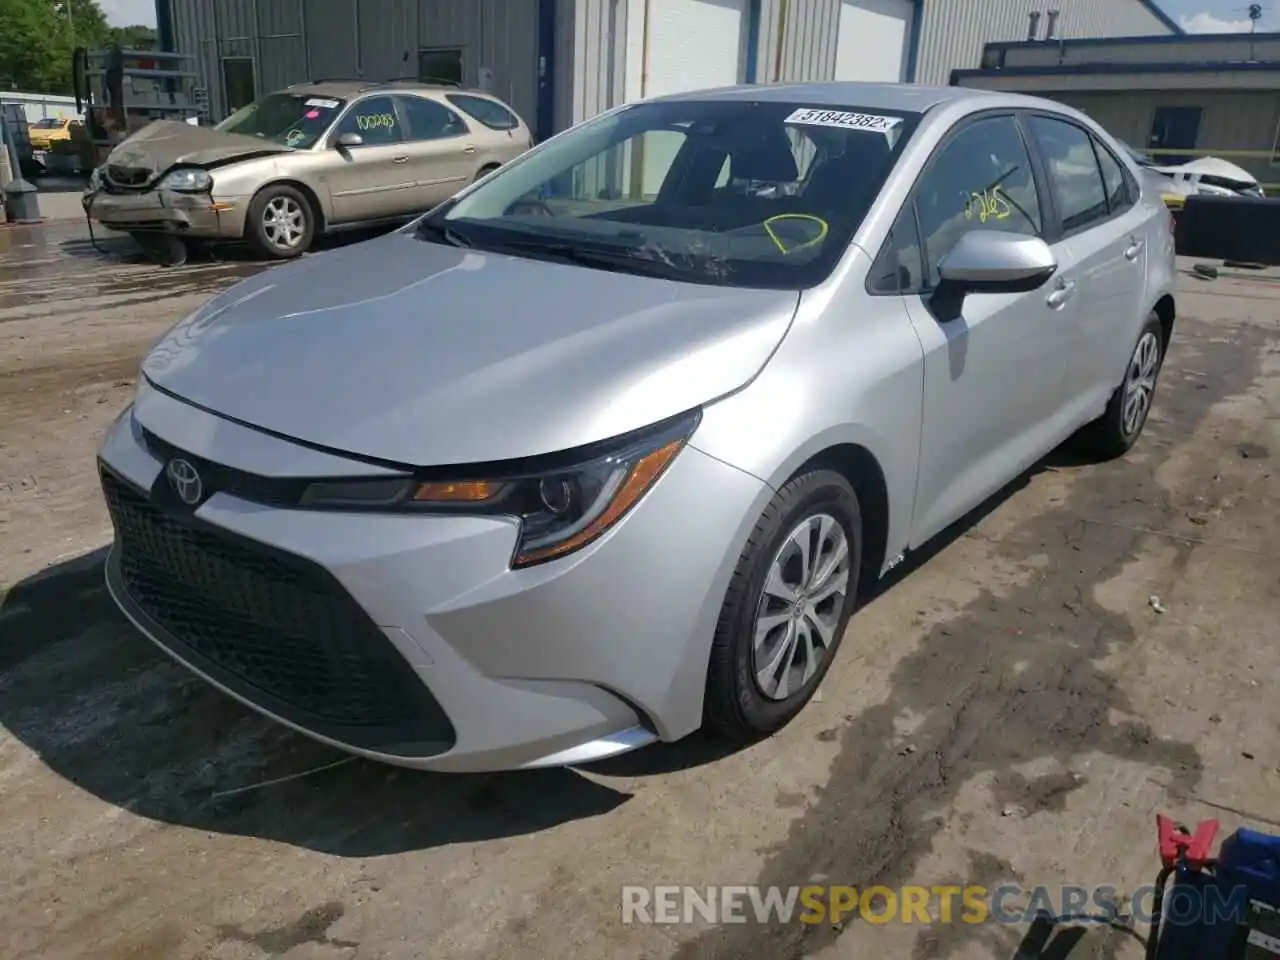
xmin=0 ymin=0 xmax=116 ymax=94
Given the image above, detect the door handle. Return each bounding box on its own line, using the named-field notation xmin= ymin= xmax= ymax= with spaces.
xmin=464 ymin=144 xmax=477 ymax=154
xmin=1046 ymin=279 xmax=1076 ymax=308
xmin=1124 ymin=239 xmax=1145 ymax=260
xmin=391 ymin=155 xmax=409 ymax=164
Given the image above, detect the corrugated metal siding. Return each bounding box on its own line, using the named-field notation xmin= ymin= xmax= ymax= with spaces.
xmin=361 ymin=0 xmax=417 ymax=80
xmin=575 ymin=0 xmax=621 ymax=122
xmin=302 ymin=0 xmax=358 ymax=80
xmin=758 ymin=0 xmax=839 ymax=83
xmin=913 ymin=0 xmax=1176 ymax=87
xmin=169 ymin=0 xmax=542 ymax=124
xmin=555 ymin=0 xmax=581 ymax=130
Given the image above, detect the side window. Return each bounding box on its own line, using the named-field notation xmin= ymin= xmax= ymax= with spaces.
xmin=446 ymin=93 xmax=519 ymax=131
xmin=914 ymin=115 xmax=1042 ymax=289
xmin=1094 ymin=138 xmax=1133 ymax=215
xmin=869 ymin=203 xmax=924 ymax=294
xmin=1026 ymin=115 xmax=1109 ymax=233
xmin=396 ymin=96 xmax=467 ymax=141
xmin=337 ymin=96 xmax=402 ymax=146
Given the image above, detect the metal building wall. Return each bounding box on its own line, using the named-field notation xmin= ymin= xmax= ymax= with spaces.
xmin=1053 ymin=88 xmax=1280 ymax=184
xmin=913 ymin=0 xmax=1176 ymax=87
xmin=757 ymin=0 xmax=840 ymax=84
xmin=169 ymin=0 xmax=544 ymax=128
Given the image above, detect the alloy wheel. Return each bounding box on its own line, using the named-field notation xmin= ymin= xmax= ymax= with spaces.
xmin=262 ymin=196 xmax=306 ymax=250
xmin=1122 ymin=330 xmax=1161 ymax=437
xmin=752 ymin=513 xmax=851 ymax=701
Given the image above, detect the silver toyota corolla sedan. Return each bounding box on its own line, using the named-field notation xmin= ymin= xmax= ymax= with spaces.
xmin=98 ymin=82 xmax=1176 ymax=772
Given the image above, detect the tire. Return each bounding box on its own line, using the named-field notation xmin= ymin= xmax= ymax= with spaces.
xmin=245 ymin=184 xmax=315 ymax=259
xmin=474 ymin=164 xmax=500 ymax=184
xmin=704 ymin=469 xmax=862 ymax=741
xmin=1077 ymin=312 xmax=1166 ymax=460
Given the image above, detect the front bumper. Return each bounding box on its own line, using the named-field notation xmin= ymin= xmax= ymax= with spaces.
xmin=84 ymin=189 xmax=248 ymax=239
xmin=96 ymin=382 xmax=770 ymax=772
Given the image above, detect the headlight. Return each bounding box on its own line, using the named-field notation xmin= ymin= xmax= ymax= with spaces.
xmin=158 ymin=167 xmax=213 ymax=192
xmin=301 ymin=410 xmax=701 ymax=568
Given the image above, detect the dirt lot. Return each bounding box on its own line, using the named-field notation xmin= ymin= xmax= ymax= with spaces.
xmin=0 ymin=221 xmax=1277 ymax=960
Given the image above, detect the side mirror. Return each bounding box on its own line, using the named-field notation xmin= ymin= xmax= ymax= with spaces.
xmin=335 ymin=132 xmax=363 ymax=148
xmin=937 ymin=230 xmax=1057 ymax=295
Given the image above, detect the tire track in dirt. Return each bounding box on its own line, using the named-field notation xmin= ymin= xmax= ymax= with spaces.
xmin=667 ymin=315 xmax=1265 ymax=960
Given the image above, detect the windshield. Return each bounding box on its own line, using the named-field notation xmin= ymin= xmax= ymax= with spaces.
xmin=214 ymin=92 xmax=346 ymax=149
xmin=32 ymin=118 xmax=65 ymax=129
xmin=422 ymin=98 xmax=921 ymax=289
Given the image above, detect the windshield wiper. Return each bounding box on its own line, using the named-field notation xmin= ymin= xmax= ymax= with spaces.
xmin=415 ymin=219 xmax=474 ymax=248
xmin=488 ymin=237 xmax=691 ymax=279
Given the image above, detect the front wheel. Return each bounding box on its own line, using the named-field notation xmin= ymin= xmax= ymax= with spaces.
xmin=246 ymin=185 xmax=315 ymax=259
xmin=1078 ymin=313 xmax=1166 ymax=460
xmin=704 ymin=470 xmax=862 ymax=742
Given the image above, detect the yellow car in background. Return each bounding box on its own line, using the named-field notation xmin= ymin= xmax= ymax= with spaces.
xmin=28 ymin=117 xmax=75 ymax=151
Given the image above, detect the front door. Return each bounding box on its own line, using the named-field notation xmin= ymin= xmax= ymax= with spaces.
xmin=1148 ymin=106 xmax=1201 ymax=165
xmin=392 ymin=94 xmax=477 ymax=211
xmin=325 ymin=95 xmax=416 ymax=224
xmin=898 ymin=113 xmax=1073 ymax=545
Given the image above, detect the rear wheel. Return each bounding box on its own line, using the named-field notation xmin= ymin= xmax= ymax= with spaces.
xmin=704 ymin=470 xmax=862 ymax=741
xmin=1078 ymin=312 xmax=1165 ymax=460
xmin=473 ymin=163 xmax=500 ymax=184
xmin=246 ymin=184 xmax=315 ymax=259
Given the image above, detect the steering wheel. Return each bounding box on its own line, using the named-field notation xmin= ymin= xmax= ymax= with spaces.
xmin=506 ymin=198 xmax=556 ymax=217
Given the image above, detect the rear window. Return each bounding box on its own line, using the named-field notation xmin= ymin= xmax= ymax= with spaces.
xmin=446 ymin=94 xmax=519 ymax=131
xmin=32 ymin=118 xmax=65 ymax=129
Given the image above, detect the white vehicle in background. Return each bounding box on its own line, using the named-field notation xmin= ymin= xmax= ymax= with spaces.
xmin=1119 ymin=141 xmax=1264 ymax=201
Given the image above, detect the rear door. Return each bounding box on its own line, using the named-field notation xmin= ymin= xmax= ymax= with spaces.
xmin=1023 ymin=113 xmax=1150 ymax=422
xmin=325 ymin=95 xmax=416 ymax=224
xmin=445 ymin=93 xmax=531 ymax=165
xmin=393 ymin=94 xmax=477 ymax=210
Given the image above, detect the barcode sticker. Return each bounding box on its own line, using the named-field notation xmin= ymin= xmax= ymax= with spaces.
xmin=784 ymin=109 xmax=903 ymax=134
xmin=305 ymin=97 xmax=340 ymax=108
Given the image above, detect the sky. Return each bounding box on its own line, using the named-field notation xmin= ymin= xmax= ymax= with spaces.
xmin=93 ymin=0 xmax=1268 ymax=34
xmin=1158 ymin=0 xmax=1269 ymax=32
xmin=99 ymin=0 xmax=157 ymax=27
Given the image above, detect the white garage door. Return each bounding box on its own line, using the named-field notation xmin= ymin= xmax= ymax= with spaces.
xmin=644 ymin=0 xmax=746 ymax=98
xmin=834 ymin=0 xmax=913 ymax=83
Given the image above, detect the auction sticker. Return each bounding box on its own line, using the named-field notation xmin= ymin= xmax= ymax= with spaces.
xmin=785 ymin=108 xmax=902 ymax=133
xmin=305 ymin=97 xmax=340 ymax=108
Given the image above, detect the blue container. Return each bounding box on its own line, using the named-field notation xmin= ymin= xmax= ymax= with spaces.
xmin=1156 ymin=829 xmax=1280 ymax=960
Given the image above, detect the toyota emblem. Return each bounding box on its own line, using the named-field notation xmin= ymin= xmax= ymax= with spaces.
xmin=165 ymin=457 xmax=204 ymax=506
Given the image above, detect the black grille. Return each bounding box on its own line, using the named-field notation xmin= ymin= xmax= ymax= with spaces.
xmin=100 ymin=466 xmax=455 ymax=754
xmin=105 ymin=164 xmax=153 ymax=192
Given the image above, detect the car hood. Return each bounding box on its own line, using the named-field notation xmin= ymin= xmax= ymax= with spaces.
xmin=141 ymin=230 xmax=801 ymax=466
xmin=106 ymin=120 xmax=293 ymax=176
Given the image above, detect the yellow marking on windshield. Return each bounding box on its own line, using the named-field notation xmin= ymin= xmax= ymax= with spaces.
xmin=763 ymin=214 xmax=829 ymax=255
xmin=964 ymin=187 xmax=1013 ymax=223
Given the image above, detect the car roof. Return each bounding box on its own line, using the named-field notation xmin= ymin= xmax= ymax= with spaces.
xmin=281 ymin=79 xmax=496 ymax=100
xmin=650 ymin=81 xmax=1052 ymax=115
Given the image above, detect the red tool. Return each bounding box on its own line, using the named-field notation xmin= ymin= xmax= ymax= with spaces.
xmin=1156 ymin=813 xmax=1220 ymax=870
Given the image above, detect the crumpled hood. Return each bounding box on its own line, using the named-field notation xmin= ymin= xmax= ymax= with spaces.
xmin=107 ymin=120 xmax=292 ymax=177
xmin=142 ymin=229 xmax=800 ymax=466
